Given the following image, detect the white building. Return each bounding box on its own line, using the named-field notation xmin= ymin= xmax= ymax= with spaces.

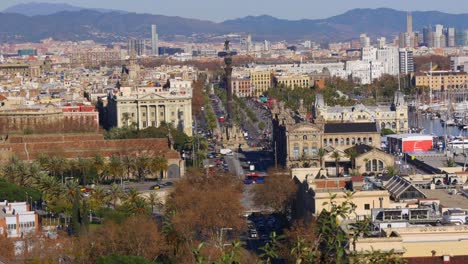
xmin=0 ymin=201 xmax=38 ymax=238
xmin=377 ymin=46 xmax=400 ymax=75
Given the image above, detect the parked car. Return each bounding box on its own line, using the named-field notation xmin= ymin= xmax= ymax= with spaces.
xmin=249 ymin=229 xmax=258 ymax=238
xmin=150 ymin=184 xmax=162 ymax=190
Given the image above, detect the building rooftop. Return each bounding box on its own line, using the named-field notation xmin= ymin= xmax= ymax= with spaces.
xmin=423 ymin=189 xmax=468 ymax=209
xmin=324 ymin=122 xmax=378 ymax=134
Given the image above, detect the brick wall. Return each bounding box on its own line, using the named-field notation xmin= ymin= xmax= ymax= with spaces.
xmin=3 ymin=134 xmax=180 ymax=161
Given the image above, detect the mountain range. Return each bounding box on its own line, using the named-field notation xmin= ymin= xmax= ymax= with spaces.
xmin=2 ymin=2 xmax=468 ymax=43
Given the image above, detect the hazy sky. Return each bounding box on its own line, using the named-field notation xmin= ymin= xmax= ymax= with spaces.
xmin=2 ymin=0 xmax=468 ymax=21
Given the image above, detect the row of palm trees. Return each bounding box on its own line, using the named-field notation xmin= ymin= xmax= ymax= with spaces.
xmin=2 ymin=155 xmax=166 ymax=218
xmin=33 ymin=154 xmax=168 ymax=184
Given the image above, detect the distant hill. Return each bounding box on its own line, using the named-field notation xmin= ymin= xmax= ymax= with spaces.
xmin=1 ymin=7 xmax=468 ymax=42
xmin=3 ymin=2 xmax=127 ymax=16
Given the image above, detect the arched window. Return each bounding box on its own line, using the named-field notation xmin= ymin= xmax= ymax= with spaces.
xmin=303 ymin=144 xmax=309 ymax=158
xmin=323 ymin=138 xmax=328 ymax=146
xmin=372 ymin=159 xmax=378 ymax=171
xmin=357 ymin=138 xmax=361 ymax=144
xmin=381 ymin=122 xmax=386 ymax=129
xmin=303 ymin=135 xmax=308 ymax=140
xmin=369 ymin=137 xmax=373 ymax=144
xmin=340 ymin=138 xmax=344 ymax=146
xmin=335 ymin=138 xmax=339 ymax=146
xmin=293 ymin=144 xmax=300 ymax=160
xmin=352 ymin=138 xmax=356 ymax=145
xmin=366 ymin=161 xmax=371 ymax=172
xmin=311 ymin=146 xmax=318 ymax=157
xmin=378 ymin=160 xmax=384 ymax=171
xmin=392 ymin=122 xmax=397 ymax=129
xmin=346 ymin=138 xmax=350 ymax=145
xmin=329 ymin=138 xmax=333 ymax=145
xmin=363 ymin=137 xmax=367 ymax=144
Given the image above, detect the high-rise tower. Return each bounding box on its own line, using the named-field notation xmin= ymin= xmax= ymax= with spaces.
xmin=407 ymin=12 xmax=413 ymax=34
xmin=151 ymin=24 xmax=159 ymax=56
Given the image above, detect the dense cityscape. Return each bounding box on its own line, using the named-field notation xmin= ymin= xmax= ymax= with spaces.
xmin=1 ymin=1 xmax=468 ymax=263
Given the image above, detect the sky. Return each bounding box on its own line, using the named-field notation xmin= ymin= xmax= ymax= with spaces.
xmin=2 ymin=0 xmax=468 ymax=21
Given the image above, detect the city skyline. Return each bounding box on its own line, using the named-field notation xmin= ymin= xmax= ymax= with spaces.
xmin=1 ymin=0 xmax=468 ymax=21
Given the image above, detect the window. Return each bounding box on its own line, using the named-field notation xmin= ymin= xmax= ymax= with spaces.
xmin=303 ymin=135 xmax=307 ymax=140
xmin=323 ymin=139 xmax=328 ymax=146
xmin=334 ymin=138 xmax=339 ymax=146
xmin=352 ymin=138 xmax=356 ymax=145
xmin=346 ymin=138 xmax=350 ymax=145
xmin=340 ymin=138 xmax=344 ymax=145
xmin=293 ymin=144 xmax=299 ymax=159
xmin=364 ymin=204 xmax=370 ymax=210
xmin=303 ymin=147 xmax=309 ymax=158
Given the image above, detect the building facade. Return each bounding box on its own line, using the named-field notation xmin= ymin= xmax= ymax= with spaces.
xmin=0 ymin=201 xmax=39 ymax=238
xmin=231 ymin=78 xmax=253 ymax=97
xmin=415 ymin=71 xmax=468 ymax=90
xmin=103 ymin=82 xmax=193 ymax=136
xmin=250 ymin=70 xmax=272 ymax=96
xmin=314 ymin=91 xmax=409 ymax=133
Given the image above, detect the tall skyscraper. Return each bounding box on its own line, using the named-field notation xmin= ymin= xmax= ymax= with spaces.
xmin=423 ymin=26 xmax=434 ymax=47
xmin=377 ymin=37 xmax=386 ymax=49
xmin=407 ymin=12 xmax=413 ymax=34
xmin=447 ymin=27 xmax=456 ymax=47
xmin=464 ymin=30 xmax=468 ymax=46
xmin=434 ymin=24 xmax=444 ymax=48
xmin=151 ymin=24 xmax=159 ymax=56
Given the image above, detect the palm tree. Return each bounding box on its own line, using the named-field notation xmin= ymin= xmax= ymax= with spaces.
xmin=36 ymin=174 xmax=61 ymax=204
xmin=345 ymin=148 xmax=359 ymax=175
xmin=318 ymin=148 xmax=326 ymax=168
xmin=149 ymin=156 xmax=168 ymax=179
xmin=108 ymin=155 xmax=124 ymax=183
xmin=121 ymin=155 xmax=134 ymax=180
xmin=134 ymin=156 xmax=150 ymax=181
xmin=331 ymin=151 xmax=341 ymax=177
xmin=3 ymin=157 xmax=28 ymax=186
xmin=105 ymin=184 xmax=124 ymax=208
xmin=76 ymin=157 xmax=90 ymax=185
xmin=89 ymin=186 xmax=105 ymax=212
xmin=92 ymin=154 xmax=106 ymax=183
xmin=146 ymin=192 xmax=162 ymax=213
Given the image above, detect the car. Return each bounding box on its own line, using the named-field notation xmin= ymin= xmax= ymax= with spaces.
xmin=150 ymin=184 xmax=161 ymax=190
xmin=260 ymin=233 xmax=269 ymax=240
xmin=249 ymin=229 xmax=258 ymax=238
xmin=243 ymin=178 xmax=253 ymax=185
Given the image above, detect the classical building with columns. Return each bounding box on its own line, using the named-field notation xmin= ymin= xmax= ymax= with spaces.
xmin=102 ymin=79 xmax=193 ymax=136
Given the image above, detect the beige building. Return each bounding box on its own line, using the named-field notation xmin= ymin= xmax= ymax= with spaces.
xmin=250 ymin=70 xmax=272 ymax=96
xmin=103 ymin=82 xmax=193 ymax=136
xmin=314 ymin=91 xmax=408 ymax=133
xmin=315 ymin=190 xmax=392 ymax=218
xmin=231 ymin=78 xmax=253 ymax=97
xmin=286 ymin=123 xmax=322 ymax=168
xmin=415 ymin=71 xmax=468 ymax=90
xmin=275 ymin=74 xmax=310 ymax=89
xmin=353 ymin=225 xmax=468 ymax=259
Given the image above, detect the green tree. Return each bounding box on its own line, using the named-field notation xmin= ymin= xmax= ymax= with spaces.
xmin=345 ymin=148 xmax=359 ymax=173
xmin=318 ymin=148 xmax=326 ymax=168
xmin=331 ymin=151 xmax=341 ymax=177
xmin=149 ymin=156 xmax=168 ymax=179
xmin=105 ymin=184 xmax=124 ymax=209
